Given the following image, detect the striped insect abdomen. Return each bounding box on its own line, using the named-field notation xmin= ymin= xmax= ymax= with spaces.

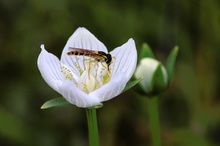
xmin=67 ymin=51 xmax=91 ymax=56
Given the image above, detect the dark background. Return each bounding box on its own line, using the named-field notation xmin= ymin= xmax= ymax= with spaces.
xmin=0 ymin=0 xmax=220 ymax=145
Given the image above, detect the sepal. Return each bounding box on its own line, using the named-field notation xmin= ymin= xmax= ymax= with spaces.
xmin=148 ymin=64 xmax=168 ymax=97
xmin=138 ymin=43 xmax=155 ymax=63
xmin=41 ymin=97 xmax=71 ymax=109
xmin=122 ymin=77 xmax=143 ymax=93
xmin=165 ymin=46 xmax=179 ymax=82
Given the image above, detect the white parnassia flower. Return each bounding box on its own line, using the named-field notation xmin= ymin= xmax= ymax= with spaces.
xmin=37 ymin=27 xmax=137 ymax=108
xmin=135 ymin=58 xmax=168 ymax=94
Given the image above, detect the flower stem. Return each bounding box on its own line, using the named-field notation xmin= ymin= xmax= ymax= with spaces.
xmin=86 ymin=108 xmax=99 ymax=146
xmin=147 ymin=97 xmax=161 ymax=146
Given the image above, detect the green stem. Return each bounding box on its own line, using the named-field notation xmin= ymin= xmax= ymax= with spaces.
xmin=147 ymin=97 xmax=161 ymax=146
xmin=86 ymin=108 xmax=99 ymax=146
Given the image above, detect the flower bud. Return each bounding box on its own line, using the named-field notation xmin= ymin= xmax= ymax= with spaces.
xmin=135 ymin=58 xmax=168 ymax=96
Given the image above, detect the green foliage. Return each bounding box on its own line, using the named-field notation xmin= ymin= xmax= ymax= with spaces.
xmin=173 ymin=129 xmax=211 ymax=146
xmin=0 ymin=107 xmax=31 ymax=145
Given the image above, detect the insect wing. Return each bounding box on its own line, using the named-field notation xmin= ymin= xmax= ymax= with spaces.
xmin=68 ymin=48 xmax=93 ymax=55
xmin=68 ymin=47 xmax=102 ymax=58
xmin=69 ymin=47 xmax=95 ymax=52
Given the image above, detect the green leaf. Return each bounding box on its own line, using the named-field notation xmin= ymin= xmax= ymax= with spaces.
xmin=41 ymin=97 xmax=72 ymax=109
xmin=122 ymin=77 xmax=143 ymax=93
xmin=139 ymin=43 xmax=155 ymax=62
xmin=165 ymin=46 xmax=179 ymax=80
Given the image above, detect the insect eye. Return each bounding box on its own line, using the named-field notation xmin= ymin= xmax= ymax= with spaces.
xmin=98 ymin=51 xmax=106 ymax=56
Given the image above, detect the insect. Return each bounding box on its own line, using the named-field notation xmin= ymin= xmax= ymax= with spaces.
xmin=67 ymin=47 xmax=112 ymax=71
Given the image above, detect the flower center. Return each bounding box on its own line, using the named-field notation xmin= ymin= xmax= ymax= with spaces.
xmin=61 ymin=58 xmax=114 ymax=94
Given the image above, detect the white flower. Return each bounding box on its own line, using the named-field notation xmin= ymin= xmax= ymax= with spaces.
xmin=135 ymin=58 xmax=168 ymax=94
xmin=37 ymin=27 xmax=137 ymax=108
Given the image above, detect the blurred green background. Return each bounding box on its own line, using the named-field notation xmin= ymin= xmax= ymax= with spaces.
xmin=0 ymin=0 xmax=220 ymax=145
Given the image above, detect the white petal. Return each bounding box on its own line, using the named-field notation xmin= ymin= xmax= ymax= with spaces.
xmin=89 ymin=71 xmax=127 ymax=102
xmin=61 ymin=27 xmax=108 ymax=75
xmin=37 ymin=44 xmax=63 ymax=92
xmin=57 ymin=80 xmax=101 ymax=108
xmin=111 ymin=39 xmax=137 ymax=81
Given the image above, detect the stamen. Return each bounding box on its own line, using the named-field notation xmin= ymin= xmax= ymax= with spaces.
xmin=64 ymin=54 xmax=115 ymax=94
xmin=60 ymin=63 xmax=79 ymax=83
xmin=82 ymin=56 xmax=86 ymax=71
xmin=73 ymin=56 xmax=84 ymax=74
xmin=82 ymin=82 xmax=89 ymax=93
xmin=60 ymin=65 xmax=74 ymax=80
xmin=74 ymin=62 xmax=83 ymax=74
